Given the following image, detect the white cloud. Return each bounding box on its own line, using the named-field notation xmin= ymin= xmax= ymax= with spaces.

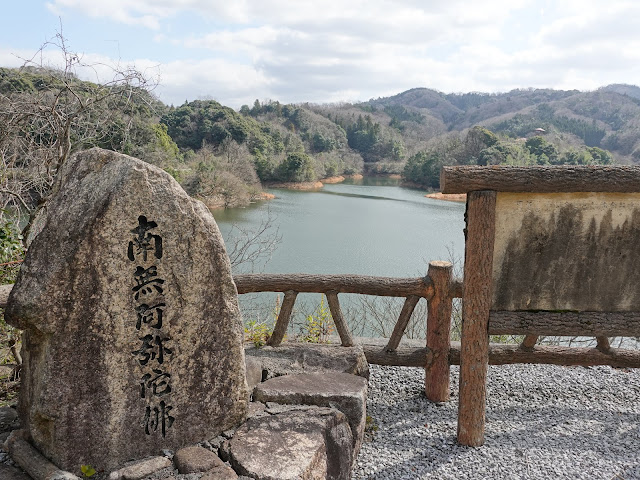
xmin=154 ymin=59 xmax=273 ymax=107
xmin=25 ymin=0 xmax=640 ymax=106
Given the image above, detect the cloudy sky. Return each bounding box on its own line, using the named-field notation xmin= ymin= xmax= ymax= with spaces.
xmin=1 ymin=1 xmax=638 ymax=108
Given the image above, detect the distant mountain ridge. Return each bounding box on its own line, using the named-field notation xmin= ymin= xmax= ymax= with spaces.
xmin=353 ymin=85 xmax=640 ymax=163
xmin=2 ymin=63 xmax=639 ymax=209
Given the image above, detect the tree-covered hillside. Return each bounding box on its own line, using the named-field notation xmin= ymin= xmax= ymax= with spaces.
xmin=2 ymin=64 xmax=639 ymax=213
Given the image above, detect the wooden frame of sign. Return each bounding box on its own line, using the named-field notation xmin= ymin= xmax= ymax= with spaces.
xmin=441 ymin=165 xmax=640 ymax=446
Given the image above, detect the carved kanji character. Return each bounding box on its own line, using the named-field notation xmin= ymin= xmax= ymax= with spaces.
xmin=140 ymin=368 xmax=172 ymax=398
xmin=135 ymin=302 xmax=166 ymax=330
xmin=132 ymin=266 xmax=165 ymax=300
xmin=128 ymin=215 xmax=163 ymax=262
xmin=144 ymin=401 xmax=174 ymax=437
xmin=131 ymin=334 xmax=173 ymax=366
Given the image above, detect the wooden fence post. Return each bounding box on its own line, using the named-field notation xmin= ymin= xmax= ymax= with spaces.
xmin=384 ymin=295 xmax=420 ymax=352
xmin=457 ymin=190 xmax=496 ymax=447
xmin=425 ymin=261 xmax=453 ymax=402
xmin=267 ymin=290 xmax=297 ymax=347
xmin=326 ymin=291 xmax=354 ymax=346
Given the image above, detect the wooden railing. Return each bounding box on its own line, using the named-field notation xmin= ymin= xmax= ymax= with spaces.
xmin=234 ymin=263 xmax=461 ymax=352
xmin=2 ymin=263 xmax=640 ymax=406
xmin=235 ymin=261 xmax=460 ymax=402
xmin=235 ymin=262 xmax=640 ymax=405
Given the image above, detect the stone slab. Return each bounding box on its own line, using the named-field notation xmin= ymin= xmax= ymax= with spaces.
xmin=253 ymin=373 xmax=367 ymax=458
xmin=228 ymin=406 xmax=353 ymax=480
xmin=245 ymin=343 xmax=369 ymax=380
xmin=174 ymin=446 xmax=224 ymax=474
xmin=5 ymin=148 xmax=249 ymax=473
xmin=0 ymin=464 xmax=32 ymax=480
xmin=109 ymin=456 xmax=172 ymax=480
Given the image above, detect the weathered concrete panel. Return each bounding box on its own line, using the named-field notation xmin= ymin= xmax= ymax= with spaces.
xmin=492 ymin=192 xmax=640 ymax=312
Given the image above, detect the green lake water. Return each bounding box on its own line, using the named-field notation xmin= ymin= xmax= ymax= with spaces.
xmin=212 ymin=177 xmax=466 ymax=337
xmin=213 ymin=177 xmax=466 ymax=277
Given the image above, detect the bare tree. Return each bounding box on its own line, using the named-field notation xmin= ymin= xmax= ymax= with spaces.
xmin=0 ymin=30 xmax=155 ymax=240
xmin=225 ymin=210 xmax=281 ymax=272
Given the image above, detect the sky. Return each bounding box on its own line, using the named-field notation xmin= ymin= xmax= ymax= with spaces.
xmin=1 ymin=0 xmax=639 ymax=109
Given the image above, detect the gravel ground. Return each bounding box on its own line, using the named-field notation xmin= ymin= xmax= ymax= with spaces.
xmin=352 ymin=364 xmax=640 ymax=480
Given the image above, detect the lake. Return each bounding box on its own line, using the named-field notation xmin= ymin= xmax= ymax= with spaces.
xmin=213 ymin=177 xmax=466 ymax=276
xmin=212 ymin=177 xmax=466 ymax=338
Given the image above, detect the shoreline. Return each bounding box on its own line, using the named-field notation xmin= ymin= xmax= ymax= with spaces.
xmin=424 ymin=192 xmax=467 ymax=203
xmin=266 ymin=174 xmax=365 ymax=191
xmin=205 ymin=181 xmax=466 ymax=210
xmin=204 ymin=191 xmax=276 ymax=210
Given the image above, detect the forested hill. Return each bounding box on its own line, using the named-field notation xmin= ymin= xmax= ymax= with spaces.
xmin=2 ymin=64 xmax=640 ymax=210
xmin=359 ymin=85 xmax=640 ymax=162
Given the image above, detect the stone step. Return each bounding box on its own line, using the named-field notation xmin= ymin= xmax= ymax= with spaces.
xmin=226 ymin=406 xmax=353 ymax=480
xmin=253 ymin=372 xmax=368 ymax=458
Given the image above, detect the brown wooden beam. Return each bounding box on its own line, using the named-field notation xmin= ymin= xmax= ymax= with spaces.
xmin=267 ymin=290 xmax=297 ymax=347
xmin=521 ymin=335 xmax=539 ymax=349
xmin=489 ymin=311 xmax=640 ymax=337
xmin=235 ymin=273 xmax=434 ymax=298
xmin=458 ymin=190 xmax=497 ymax=447
xmin=362 ymin=344 xmax=428 ymax=367
xmin=384 ymin=295 xmax=420 ymax=352
xmin=450 ymin=279 xmax=463 ymax=299
xmin=361 ymin=341 xmax=640 ymax=369
xmin=441 ymin=165 xmax=640 ymax=194
xmin=326 ymin=291 xmax=354 ymax=347
xmin=425 ymin=261 xmax=454 ymax=402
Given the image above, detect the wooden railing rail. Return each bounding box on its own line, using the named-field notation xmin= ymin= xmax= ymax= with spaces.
xmin=234 ymin=273 xmax=438 ymax=297
xmin=362 ymin=340 xmax=640 ymax=369
xmin=234 ymin=270 xmax=452 ymax=349
xmin=3 ymin=268 xmax=639 ymax=398
xmin=234 ymin=262 xmax=460 ymax=402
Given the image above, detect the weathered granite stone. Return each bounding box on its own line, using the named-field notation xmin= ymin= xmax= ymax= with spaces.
xmin=245 ymin=343 xmax=369 ymax=380
xmin=5 ymin=148 xmax=249 ymax=473
xmin=244 ymin=356 xmax=264 ymax=391
xmin=201 ymin=464 xmax=238 ymax=480
xmin=0 ymin=407 xmax=18 ymax=433
xmin=253 ymin=373 xmax=367 ymax=458
xmin=218 ymin=439 xmax=231 ymax=463
xmin=174 ymin=445 xmax=224 ymax=473
xmin=207 ymin=435 xmax=226 ymax=451
xmin=0 ymin=464 xmax=32 ymax=480
xmin=0 ymin=431 xmax=10 ymax=449
xmin=228 ymin=406 xmax=353 ymax=480
xmin=109 ymin=456 xmax=172 ymax=480
xmin=247 ymin=401 xmax=267 ymax=418
xmin=6 ymin=431 xmax=80 ymax=480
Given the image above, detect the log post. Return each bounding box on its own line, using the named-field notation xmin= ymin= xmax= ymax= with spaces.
xmin=596 ymin=336 xmax=611 ymax=352
xmin=326 ymin=291 xmax=354 ymax=347
xmin=384 ymin=295 xmax=420 ymax=352
xmin=425 ymin=261 xmax=453 ymax=402
xmin=457 ymin=190 xmax=496 ymax=447
xmin=521 ymin=335 xmax=539 ymax=350
xmin=267 ymin=290 xmax=297 ymax=347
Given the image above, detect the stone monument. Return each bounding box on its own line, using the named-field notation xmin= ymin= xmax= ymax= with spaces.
xmin=5 ymin=148 xmax=249 ymax=474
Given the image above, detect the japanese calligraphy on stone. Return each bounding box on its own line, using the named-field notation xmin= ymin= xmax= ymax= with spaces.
xmin=128 ymin=215 xmax=174 ymax=437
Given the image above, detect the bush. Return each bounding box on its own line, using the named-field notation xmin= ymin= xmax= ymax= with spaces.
xmin=276 ymin=152 xmax=316 ymax=182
